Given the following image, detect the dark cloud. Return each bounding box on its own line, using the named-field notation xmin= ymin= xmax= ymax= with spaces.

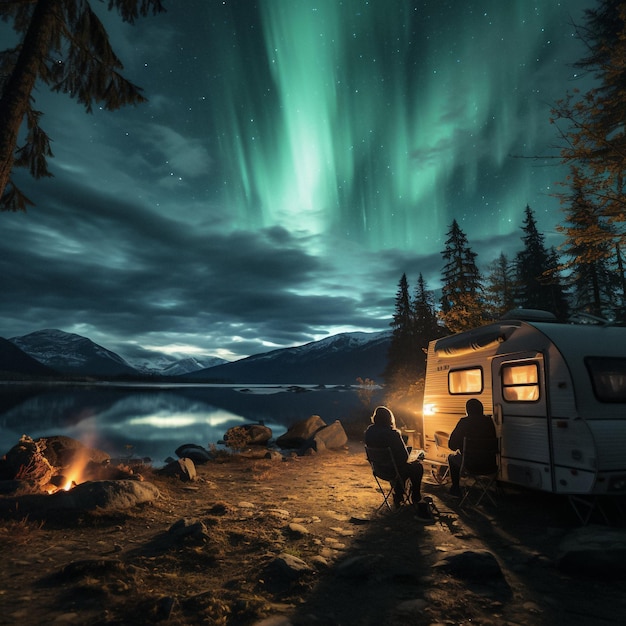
xmin=0 ymin=1 xmax=593 ymax=360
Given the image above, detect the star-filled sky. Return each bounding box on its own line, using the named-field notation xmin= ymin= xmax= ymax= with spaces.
xmin=0 ymin=0 xmax=594 ymax=363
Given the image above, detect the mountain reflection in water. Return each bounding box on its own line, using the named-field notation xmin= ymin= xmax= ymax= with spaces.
xmin=0 ymin=384 xmax=385 ymax=464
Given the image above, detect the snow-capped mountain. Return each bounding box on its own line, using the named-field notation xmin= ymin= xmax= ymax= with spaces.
xmin=128 ymin=355 xmax=227 ymax=376
xmin=160 ymin=356 xmax=226 ymax=376
xmin=0 ymin=337 xmax=58 ymax=377
xmin=5 ymin=328 xmax=391 ymax=384
xmin=10 ymin=329 xmax=138 ymax=377
xmin=187 ymin=330 xmax=392 ymax=385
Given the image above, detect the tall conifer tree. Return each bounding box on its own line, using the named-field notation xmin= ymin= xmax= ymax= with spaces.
xmin=412 ymin=273 xmax=442 ymax=374
xmin=439 ymin=219 xmax=486 ymax=332
xmin=557 ymin=167 xmax=618 ymax=318
xmin=515 ymin=205 xmax=570 ymax=320
xmin=0 ymin=0 xmax=166 ymax=211
xmin=385 ymin=273 xmax=416 ymax=386
xmin=483 ymin=253 xmax=517 ymax=319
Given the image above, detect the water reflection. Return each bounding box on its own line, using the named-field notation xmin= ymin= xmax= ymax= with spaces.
xmin=0 ymin=383 xmax=383 ymax=464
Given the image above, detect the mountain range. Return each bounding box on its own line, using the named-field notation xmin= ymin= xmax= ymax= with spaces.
xmin=1 ymin=328 xmax=392 ymax=384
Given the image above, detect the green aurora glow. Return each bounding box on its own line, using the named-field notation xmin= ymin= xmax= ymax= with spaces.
xmin=201 ymin=0 xmax=588 ymax=253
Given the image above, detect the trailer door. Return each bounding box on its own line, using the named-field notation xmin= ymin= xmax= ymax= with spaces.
xmin=491 ymin=354 xmax=553 ymax=491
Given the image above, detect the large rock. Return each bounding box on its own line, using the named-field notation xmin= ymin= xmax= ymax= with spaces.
xmin=49 ymin=479 xmax=160 ymax=511
xmin=433 ymin=549 xmax=506 ymax=583
xmin=3 ymin=435 xmax=54 ymax=489
xmin=36 ymin=435 xmax=110 ymax=468
xmin=175 ymin=443 xmax=213 ymax=464
xmin=0 ymin=480 xmax=160 ymax=518
xmin=310 ymin=420 xmax=348 ymax=452
xmin=276 ymin=415 xmax=327 ymax=449
xmin=223 ymin=423 xmax=273 ymax=447
xmin=557 ymin=525 xmax=626 ymax=579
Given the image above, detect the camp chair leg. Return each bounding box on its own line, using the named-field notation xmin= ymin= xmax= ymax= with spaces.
xmin=372 ymin=476 xmax=394 ymax=511
xmin=459 ymin=475 xmax=498 ymax=508
xmin=568 ymin=495 xmax=610 ymax=526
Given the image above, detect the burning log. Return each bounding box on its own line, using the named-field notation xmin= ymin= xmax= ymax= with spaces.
xmin=1 ymin=434 xmax=144 ymax=495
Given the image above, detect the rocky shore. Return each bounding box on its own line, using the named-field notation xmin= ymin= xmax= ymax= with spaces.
xmin=1 ymin=439 xmax=626 ymax=625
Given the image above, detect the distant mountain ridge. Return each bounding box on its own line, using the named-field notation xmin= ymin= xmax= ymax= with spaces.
xmin=188 ymin=331 xmax=392 ymax=384
xmin=2 ymin=328 xmax=392 ymax=384
xmin=0 ymin=337 xmax=58 ymax=377
xmin=10 ymin=329 xmax=138 ymax=377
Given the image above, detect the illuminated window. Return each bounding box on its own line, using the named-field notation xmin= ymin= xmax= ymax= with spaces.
xmin=501 ymin=362 xmax=539 ymax=402
xmin=586 ymin=357 xmax=626 ymax=402
xmin=449 ymin=368 xmax=483 ymax=394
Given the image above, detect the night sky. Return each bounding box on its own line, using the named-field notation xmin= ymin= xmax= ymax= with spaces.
xmin=0 ymin=0 xmax=594 ymax=363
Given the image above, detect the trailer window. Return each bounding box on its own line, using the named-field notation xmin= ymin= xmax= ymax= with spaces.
xmin=586 ymin=357 xmax=626 ymax=402
xmin=501 ymin=362 xmax=539 ymax=402
xmin=449 ymin=367 xmax=483 ymax=394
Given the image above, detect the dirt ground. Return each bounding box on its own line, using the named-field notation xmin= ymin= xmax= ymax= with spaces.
xmin=1 ymin=441 xmax=626 ymax=626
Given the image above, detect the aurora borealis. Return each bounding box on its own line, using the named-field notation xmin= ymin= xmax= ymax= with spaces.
xmin=0 ymin=1 xmax=594 ymax=362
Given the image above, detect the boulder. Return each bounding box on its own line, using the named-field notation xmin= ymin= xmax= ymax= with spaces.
xmin=223 ymin=423 xmax=273 ymax=447
xmin=158 ymin=457 xmax=197 ymax=482
xmin=175 ymin=443 xmax=213 ymax=464
xmin=557 ymin=525 xmax=626 ymax=579
xmin=260 ymin=552 xmax=314 ymax=592
xmin=36 ymin=435 xmax=110 ymax=468
xmin=52 ymin=479 xmax=160 ymax=511
xmin=310 ymin=420 xmax=348 ymax=452
xmin=433 ymin=549 xmax=505 ymax=583
xmin=3 ymin=435 xmax=54 ymax=488
xmin=276 ymin=415 xmax=327 ymax=449
xmin=0 ymin=480 xmax=160 ymax=518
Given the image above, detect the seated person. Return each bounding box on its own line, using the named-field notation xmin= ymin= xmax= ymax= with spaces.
xmin=447 ymin=398 xmax=497 ymax=497
xmin=364 ymin=405 xmax=424 ymax=507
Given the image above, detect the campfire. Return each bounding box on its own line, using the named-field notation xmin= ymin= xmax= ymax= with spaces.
xmin=3 ymin=434 xmax=146 ymax=496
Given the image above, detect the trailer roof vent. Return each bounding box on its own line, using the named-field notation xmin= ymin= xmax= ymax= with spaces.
xmin=499 ymin=309 xmax=558 ymax=322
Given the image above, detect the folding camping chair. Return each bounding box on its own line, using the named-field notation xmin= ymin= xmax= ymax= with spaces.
xmin=365 ymin=446 xmax=410 ymax=511
xmin=459 ymin=437 xmax=499 ymax=508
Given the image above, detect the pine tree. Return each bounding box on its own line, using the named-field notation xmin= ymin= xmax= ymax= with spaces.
xmin=483 ymin=253 xmax=517 ymax=319
xmin=515 ymin=205 xmax=570 ymax=320
xmin=551 ymin=0 xmax=626 ymax=239
xmin=412 ymin=273 xmax=442 ymax=374
xmin=0 ymin=0 xmax=166 ymax=211
xmin=385 ymin=273 xmax=416 ymax=386
xmin=557 ymin=167 xmax=618 ymax=319
xmin=439 ymin=219 xmax=486 ymax=332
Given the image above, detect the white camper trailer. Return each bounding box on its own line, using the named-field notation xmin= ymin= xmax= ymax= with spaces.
xmin=421 ymin=311 xmax=626 ymax=497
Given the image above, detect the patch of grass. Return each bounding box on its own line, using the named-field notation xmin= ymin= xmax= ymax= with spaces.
xmin=0 ymin=516 xmax=44 ymax=546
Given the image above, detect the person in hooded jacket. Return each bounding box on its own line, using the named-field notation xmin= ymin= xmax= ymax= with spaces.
xmin=447 ymin=398 xmax=497 ymax=497
xmin=364 ymin=405 xmax=424 ymax=508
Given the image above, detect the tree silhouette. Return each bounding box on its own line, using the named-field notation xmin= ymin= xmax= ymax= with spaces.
xmin=484 ymin=252 xmax=517 ymax=319
xmin=0 ymin=0 xmax=166 ymax=211
xmin=413 ymin=273 xmax=441 ymax=347
xmin=515 ymin=205 xmax=569 ymax=320
xmin=385 ymin=273 xmax=416 ymax=386
xmin=439 ymin=219 xmax=486 ymax=332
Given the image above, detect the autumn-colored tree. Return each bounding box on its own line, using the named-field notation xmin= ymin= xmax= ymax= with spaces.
xmin=0 ymin=0 xmax=165 ymax=211
xmin=557 ymin=167 xmax=620 ymax=319
xmin=551 ymin=0 xmax=626 ymax=238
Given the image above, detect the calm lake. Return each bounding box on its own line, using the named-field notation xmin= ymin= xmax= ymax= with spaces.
xmin=0 ymin=382 xmax=386 ymax=464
